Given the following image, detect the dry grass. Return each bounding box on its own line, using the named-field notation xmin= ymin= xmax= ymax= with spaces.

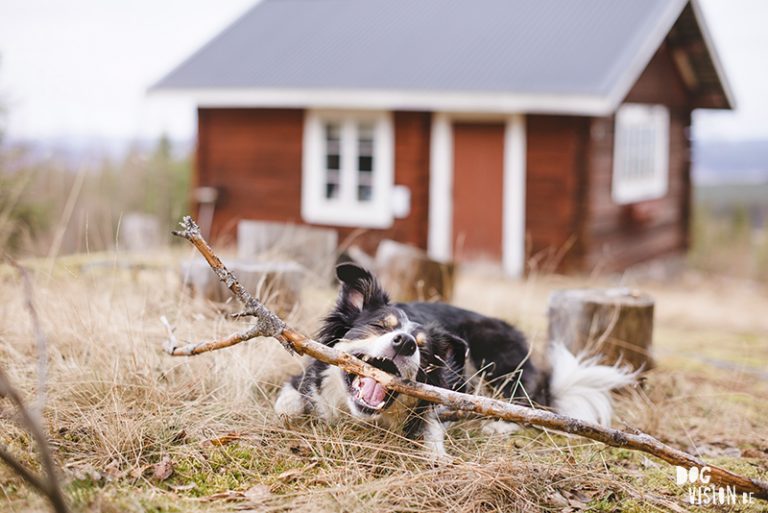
xmin=1 ymin=254 xmax=768 ymax=512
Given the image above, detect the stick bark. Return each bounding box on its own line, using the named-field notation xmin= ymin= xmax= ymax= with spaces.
xmin=165 ymin=216 xmax=768 ymax=501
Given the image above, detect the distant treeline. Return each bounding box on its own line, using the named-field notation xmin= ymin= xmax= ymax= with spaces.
xmin=690 ymin=184 xmax=768 ymax=281
xmin=0 ymin=135 xmax=191 ymax=256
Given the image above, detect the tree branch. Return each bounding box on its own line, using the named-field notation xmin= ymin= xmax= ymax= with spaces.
xmin=0 ymin=444 xmax=51 ymax=495
xmin=1 ymin=258 xmax=70 ymax=513
xmin=165 ymin=216 xmax=768 ymax=501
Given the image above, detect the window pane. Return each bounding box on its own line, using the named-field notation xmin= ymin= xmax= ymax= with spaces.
xmin=324 ymin=123 xmax=341 ymax=199
xmin=357 ymin=123 xmax=375 ymax=202
xmin=326 ymin=154 xmax=340 ymax=171
xmin=358 ymin=185 xmax=372 ymax=202
xmin=358 ymin=155 xmax=373 ymax=172
xmin=358 ymin=124 xmax=374 ymax=156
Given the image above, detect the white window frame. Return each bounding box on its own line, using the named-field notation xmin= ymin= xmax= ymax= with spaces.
xmin=611 ymin=103 xmax=670 ymax=204
xmin=302 ymin=110 xmax=394 ymax=228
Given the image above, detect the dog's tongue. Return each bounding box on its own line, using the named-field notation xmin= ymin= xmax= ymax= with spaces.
xmin=359 ymin=377 xmax=387 ymax=406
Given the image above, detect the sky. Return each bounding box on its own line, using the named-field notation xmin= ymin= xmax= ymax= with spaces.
xmin=0 ymin=0 xmax=766 ymax=145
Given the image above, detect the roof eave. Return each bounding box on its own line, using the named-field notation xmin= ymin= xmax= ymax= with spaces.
xmin=689 ymin=0 xmax=737 ymax=110
xmin=603 ymin=0 xmax=689 ymax=111
xmin=601 ymin=0 xmax=735 ymax=112
xmin=148 ymin=87 xmax=616 ymax=116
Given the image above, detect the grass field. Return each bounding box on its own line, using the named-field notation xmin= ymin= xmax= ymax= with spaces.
xmin=1 ymin=252 xmax=767 ymax=512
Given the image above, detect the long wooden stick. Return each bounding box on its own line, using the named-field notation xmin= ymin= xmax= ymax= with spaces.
xmin=166 ymin=216 xmax=768 ymax=501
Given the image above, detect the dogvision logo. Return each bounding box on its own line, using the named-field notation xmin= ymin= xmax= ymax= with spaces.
xmin=676 ymin=466 xmax=755 ymax=506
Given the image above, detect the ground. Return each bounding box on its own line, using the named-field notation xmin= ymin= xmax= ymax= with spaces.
xmin=1 ymin=252 xmax=767 ymax=512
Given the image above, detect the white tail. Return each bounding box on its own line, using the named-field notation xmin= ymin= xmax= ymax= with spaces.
xmin=548 ymin=343 xmax=637 ymax=426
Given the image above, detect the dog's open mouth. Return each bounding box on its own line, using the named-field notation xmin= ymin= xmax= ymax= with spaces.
xmin=346 ymin=355 xmax=400 ymax=414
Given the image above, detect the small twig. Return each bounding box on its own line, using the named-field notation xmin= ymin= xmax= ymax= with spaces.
xmin=159 ymin=316 xmax=178 ymax=349
xmin=163 ymin=322 xmax=266 ymax=357
xmin=0 ymin=367 xmax=70 ymax=513
xmin=0 ymin=258 xmax=70 ymax=513
xmin=164 ymin=216 xmax=768 ymax=501
xmin=0 ymin=444 xmax=51 ymax=494
xmin=8 ymin=258 xmax=48 ymax=415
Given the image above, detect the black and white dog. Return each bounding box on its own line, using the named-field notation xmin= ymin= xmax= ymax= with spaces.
xmin=275 ymin=263 xmax=635 ymax=456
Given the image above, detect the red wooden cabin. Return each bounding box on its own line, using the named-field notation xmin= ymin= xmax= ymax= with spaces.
xmin=153 ymin=0 xmax=733 ymax=275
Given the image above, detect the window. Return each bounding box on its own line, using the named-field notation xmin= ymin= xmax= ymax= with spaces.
xmin=302 ymin=111 xmax=394 ymax=227
xmin=612 ymin=104 xmax=670 ymax=204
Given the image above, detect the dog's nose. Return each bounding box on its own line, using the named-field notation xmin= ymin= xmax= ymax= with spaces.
xmin=392 ymin=333 xmax=416 ymax=356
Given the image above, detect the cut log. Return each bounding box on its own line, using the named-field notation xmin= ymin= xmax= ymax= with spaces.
xmin=374 ymin=240 xmax=455 ymax=302
xmin=181 ymin=259 xmax=303 ymax=316
xmin=547 ymin=288 xmax=654 ymax=371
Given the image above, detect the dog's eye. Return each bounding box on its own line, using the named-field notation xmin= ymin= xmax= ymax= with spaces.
xmin=383 ymin=314 xmax=399 ymax=328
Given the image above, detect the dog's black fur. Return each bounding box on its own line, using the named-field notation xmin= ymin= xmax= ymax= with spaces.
xmin=398 ymin=302 xmax=551 ymax=406
xmin=275 ymin=263 xmax=635 ymax=455
xmin=276 ymin=263 xmax=552 ymax=444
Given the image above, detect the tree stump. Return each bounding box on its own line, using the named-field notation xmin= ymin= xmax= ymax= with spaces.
xmin=374 ymin=240 xmax=455 ymax=302
xmin=181 ymin=259 xmax=303 ymax=316
xmin=547 ymin=288 xmax=654 ymax=371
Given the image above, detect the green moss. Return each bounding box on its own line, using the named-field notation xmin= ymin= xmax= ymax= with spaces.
xmin=67 ymin=475 xmax=105 ymax=508
xmin=588 ymin=496 xmax=621 ymax=512
xmin=619 ymin=498 xmax=663 ymax=513
xmin=136 ymin=498 xmax=185 ymax=513
xmin=168 ymin=442 xmax=301 ymax=497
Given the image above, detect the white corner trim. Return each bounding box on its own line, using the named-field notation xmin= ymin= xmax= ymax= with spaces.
xmin=427 ymin=113 xmax=453 ymax=262
xmin=301 ymin=109 xmax=395 ymax=228
xmin=428 ymin=112 xmax=527 ymax=273
xmin=690 ymin=0 xmax=737 ymax=109
xmin=151 ymin=87 xmax=613 ymax=116
xmin=503 ymin=115 xmax=526 ymax=278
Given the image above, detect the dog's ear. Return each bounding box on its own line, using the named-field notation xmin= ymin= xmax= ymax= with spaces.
xmin=420 ymin=326 xmax=468 ymax=392
xmin=335 ymin=263 xmax=389 ymax=312
xmin=316 ymin=263 xmax=390 ymax=345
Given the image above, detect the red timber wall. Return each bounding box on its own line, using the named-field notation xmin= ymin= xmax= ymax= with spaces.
xmin=195 ymin=109 xmax=431 ymax=252
xmin=525 ymin=41 xmax=692 ymax=273
xmin=525 ymin=115 xmax=591 ymax=271
xmin=583 ymin=42 xmax=692 ymax=272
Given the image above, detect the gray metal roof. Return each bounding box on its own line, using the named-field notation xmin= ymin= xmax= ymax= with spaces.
xmin=152 ymin=0 xmax=733 ymax=112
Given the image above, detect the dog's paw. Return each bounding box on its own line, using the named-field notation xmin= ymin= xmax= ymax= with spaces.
xmin=429 ymin=453 xmax=456 ymax=466
xmin=274 ymin=383 xmax=307 ymax=418
xmin=481 ymin=420 xmax=522 ymax=436
xmin=424 ymin=444 xmax=455 ymax=466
